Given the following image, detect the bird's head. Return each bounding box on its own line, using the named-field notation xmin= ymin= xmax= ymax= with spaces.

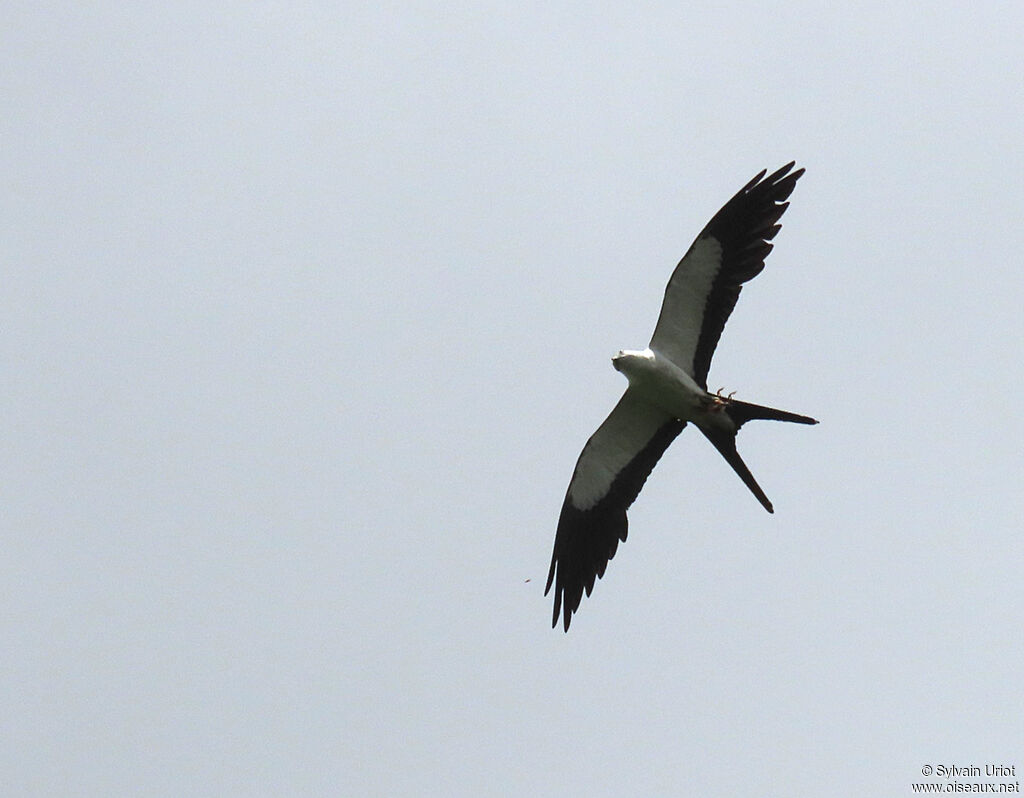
xmin=611 ymin=348 xmax=653 ymax=375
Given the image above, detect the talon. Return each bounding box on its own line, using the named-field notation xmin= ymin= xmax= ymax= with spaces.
xmin=728 ymin=390 xmax=736 ymax=400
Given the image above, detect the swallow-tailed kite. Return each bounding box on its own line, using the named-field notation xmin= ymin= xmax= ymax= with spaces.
xmin=546 ymin=162 xmax=817 ymax=631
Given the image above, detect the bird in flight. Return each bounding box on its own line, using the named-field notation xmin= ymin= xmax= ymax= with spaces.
xmin=546 ymin=162 xmax=817 ymax=631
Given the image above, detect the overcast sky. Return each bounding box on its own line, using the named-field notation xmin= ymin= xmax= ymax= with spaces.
xmin=3 ymin=2 xmax=1023 ymax=796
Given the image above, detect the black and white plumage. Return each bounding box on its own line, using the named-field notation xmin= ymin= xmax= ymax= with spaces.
xmin=546 ymin=162 xmax=817 ymax=631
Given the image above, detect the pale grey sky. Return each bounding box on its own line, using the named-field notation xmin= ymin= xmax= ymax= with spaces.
xmin=3 ymin=2 xmax=1023 ymax=796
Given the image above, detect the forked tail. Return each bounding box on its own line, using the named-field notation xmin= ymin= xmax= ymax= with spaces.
xmin=724 ymin=399 xmax=818 ymax=429
xmin=699 ymin=426 xmax=775 ymax=513
xmin=700 ymin=399 xmax=817 ymax=513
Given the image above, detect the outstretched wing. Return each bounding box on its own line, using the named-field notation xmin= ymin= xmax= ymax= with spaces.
xmin=649 ymin=162 xmax=804 ymax=389
xmin=546 ymin=390 xmax=685 ymax=631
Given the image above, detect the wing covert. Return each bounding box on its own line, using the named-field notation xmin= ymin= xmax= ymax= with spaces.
xmin=546 ymin=390 xmax=685 ymax=631
xmin=649 ymin=162 xmax=804 ymax=388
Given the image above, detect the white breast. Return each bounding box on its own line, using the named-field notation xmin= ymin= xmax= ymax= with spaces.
xmin=614 ymin=348 xmax=708 ymax=421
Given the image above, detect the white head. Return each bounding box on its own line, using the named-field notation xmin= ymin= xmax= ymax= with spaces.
xmin=611 ymin=348 xmax=653 ymax=375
